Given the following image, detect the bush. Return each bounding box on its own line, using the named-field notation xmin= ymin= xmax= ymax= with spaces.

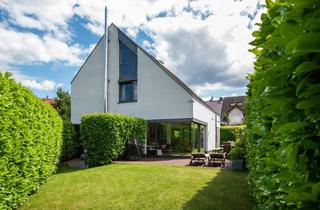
xmin=220 ymin=125 xmax=245 ymax=144
xmin=61 ymin=120 xmax=78 ymax=161
xmin=230 ymin=138 xmax=246 ymax=160
xmin=247 ymin=1 xmax=320 ymax=209
xmin=81 ymin=113 xmax=146 ymax=166
xmin=0 ymin=72 xmax=63 ymax=209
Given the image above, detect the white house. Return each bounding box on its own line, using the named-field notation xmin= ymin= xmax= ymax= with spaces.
xmin=71 ymin=23 xmax=220 ymax=154
xmin=206 ymin=96 xmax=246 ymax=125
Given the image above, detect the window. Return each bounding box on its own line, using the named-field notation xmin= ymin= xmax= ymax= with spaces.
xmin=119 ymin=81 xmax=137 ymax=102
xmin=119 ymin=41 xmax=137 ymax=102
xmin=119 ymin=42 xmax=137 ymax=80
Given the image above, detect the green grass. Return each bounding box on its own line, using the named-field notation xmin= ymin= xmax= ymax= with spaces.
xmin=20 ymin=164 xmax=253 ymax=210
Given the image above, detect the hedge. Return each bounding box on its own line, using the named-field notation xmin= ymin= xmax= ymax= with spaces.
xmin=220 ymin=125 xmax=245 ymax=144
xmin=61 ymin=120 xmax=78 ymax=161
xmin=0 ymin=72 xmax=63 ymax=209
xmin=81 ymin=113 xmax=146 ymax=166
xmin=247 ymin=0 xmax=320 ymax=209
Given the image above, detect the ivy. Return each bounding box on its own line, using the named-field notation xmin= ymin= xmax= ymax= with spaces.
xmin=246 ymin=0 xmax=320 ymax=209
xmin=0 ymin=72 xmax=63 ymax=209
xmin=81 ymin=113 xmax=146 ymax=166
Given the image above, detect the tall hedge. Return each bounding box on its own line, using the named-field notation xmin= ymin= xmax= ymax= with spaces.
xmin=247 ymin=0 xmax=320 ymax=209
xmin=220 ymin=125 xmax=245 ymax=144
xmin=61 ymin=120 xmax=78 ymax=161
xmin=0 ymin=72 xmax=63 ymax=209
xmin=81 ymin=113 xmax=146 ymax=166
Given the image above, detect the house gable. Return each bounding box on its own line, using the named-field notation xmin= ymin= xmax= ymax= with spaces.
xmin=71 ymin=36 xmax=106 ymax=124
xmin=107 ymin=24 xmax=194 ymax=120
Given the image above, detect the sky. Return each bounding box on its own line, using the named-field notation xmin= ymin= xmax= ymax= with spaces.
xmin=0 ymin=0 xmax=266 ymax=100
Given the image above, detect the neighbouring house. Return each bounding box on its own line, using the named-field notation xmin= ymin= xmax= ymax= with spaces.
xmin=206 ymin=96 xmax=246 ymax=125
xmin=71 ymin=22 xmax=221 ymax=154
xmin=41 ymin=96 xmax=55 ymax=106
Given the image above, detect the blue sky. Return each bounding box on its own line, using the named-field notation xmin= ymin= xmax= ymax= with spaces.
xmin=0 ymin=0 xmax=265 ymax=100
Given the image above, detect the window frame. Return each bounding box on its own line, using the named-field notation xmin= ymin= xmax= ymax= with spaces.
xmin=118 ymin=41 xmax=137 ymax=103
xmin=118 ymin=81 xmax=137 ymax=103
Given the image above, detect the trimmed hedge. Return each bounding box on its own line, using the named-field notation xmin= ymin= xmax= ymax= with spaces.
xmin=81 ymin=113 xmax=146 ymax=166
xmin=247 ymin=0 xmax=320 ymax=209
xmin=61 ymin=120 xmax=78 ymax=161
xmin=0 ymin=72 xmax=63 ymax=209
xmin=220 ymin=125 xmax=245 ymax=144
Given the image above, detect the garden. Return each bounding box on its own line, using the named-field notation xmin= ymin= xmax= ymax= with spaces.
xmin=20 ymin=164 xmax=252 ymax=210
xmin=0 ymin=0 xmax=319 ymax=209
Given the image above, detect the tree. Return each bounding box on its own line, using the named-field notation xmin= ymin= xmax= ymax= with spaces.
xmin=54 ymin=87 xmax=71 ymax=120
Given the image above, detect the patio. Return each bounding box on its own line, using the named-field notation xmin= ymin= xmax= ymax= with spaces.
xmin=65 ymin=157 xmax=232 ymax=168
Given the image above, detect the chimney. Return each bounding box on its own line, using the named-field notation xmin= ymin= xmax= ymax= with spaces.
xmin=210 ymin=96 xmax=214 ymax=101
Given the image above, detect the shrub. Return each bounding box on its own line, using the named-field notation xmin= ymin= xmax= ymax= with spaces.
xmin=81 ymin=113 xmax=146 ymax=166
xmin=0 ymin=72 xmax=63 ymax=209
xmin=61 ymin=120 xmax=78 ymax=161
xmin=230 ymin=138 xmax=246 ymax=160
xmin=220 ymin=125 xmax=245 ymax=144
xmin=247 ymin=0 xmax=320 ymax=209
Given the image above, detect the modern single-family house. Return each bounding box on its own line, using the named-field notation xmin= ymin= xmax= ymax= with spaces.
xmin=71 ymin=22 xmax=220 ymax=154
xmin=206 ymin=96 xmax=246 ymax=125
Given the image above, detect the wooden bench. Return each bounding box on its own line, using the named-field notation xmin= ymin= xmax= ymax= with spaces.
xmin=208 ymin=153 xmax=225 ymax=167
xmin=190 ymin=153 xmax=209 ymax=166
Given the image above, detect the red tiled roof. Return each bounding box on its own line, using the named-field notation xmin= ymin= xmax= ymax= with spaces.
xmin=41 ymin=98 xmax=55 ymax=105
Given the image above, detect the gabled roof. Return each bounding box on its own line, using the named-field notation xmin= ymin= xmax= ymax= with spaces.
xmin=206 ymin=100 xmax=223 ymax=115
xmin=41 ymin=97 xmax=55 ymax=105
xmin=112 ymin=24 xmax=219 ymax=115
xmin=71 ymin=35 xmax=105 ymax=84
xmin=221 ymin=96 xmax=246 ymax=118
xmin=71 ymin=23 xmax=219 ymax=116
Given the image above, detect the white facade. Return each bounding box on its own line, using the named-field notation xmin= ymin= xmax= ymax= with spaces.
xmin=71 ymin=24 xmax=220 ymax=151
xmin=228 ymin=107 xmax=244 ymax=125
xmin=71 ymin=36 xmax=106 ymax=124
xmin=107 ymin=26 xmax=193 ymax=120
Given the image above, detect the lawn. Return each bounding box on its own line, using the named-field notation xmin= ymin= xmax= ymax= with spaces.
xmin=20 ymin=164 xmax=253 ymax=210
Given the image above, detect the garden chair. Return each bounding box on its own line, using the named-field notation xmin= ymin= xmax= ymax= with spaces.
xmin=190 ymin=153 xmax=209 ymax=166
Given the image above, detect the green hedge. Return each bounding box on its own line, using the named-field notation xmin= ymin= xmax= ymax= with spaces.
xmin=220 ymin=125 xmax=245 ymax=144
xmin=81 ymin=113 xmax=146 ymax=166
xmin=0 ymin=72 xmax=63 ymax=209
xmin=61 ymin=120 xmax=78 ymax=161
xmin=247 ymin=0 xmax=320 ymax=209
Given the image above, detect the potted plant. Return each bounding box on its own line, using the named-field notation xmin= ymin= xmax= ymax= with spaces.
xmin=230 ymin=138 xmax=246 ymax=170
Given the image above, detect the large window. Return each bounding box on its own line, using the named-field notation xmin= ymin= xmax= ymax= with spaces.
xmin=119 ymin=41 xmax=137 ymax=102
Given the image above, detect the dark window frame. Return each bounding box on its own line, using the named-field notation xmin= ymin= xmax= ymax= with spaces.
xmin=118 ymin=80 xmax=137 ymax=103
xmin=119 ymin=41 xmax=137 ymax=103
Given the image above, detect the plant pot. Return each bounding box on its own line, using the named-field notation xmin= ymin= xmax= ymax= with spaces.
xmin=231 ymin=159 xmax=244 ymax=170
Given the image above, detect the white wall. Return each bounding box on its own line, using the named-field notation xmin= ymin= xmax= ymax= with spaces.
xmin=192 ymin=100 xmax=218 ymax=151
xmin=71 ymin=36 xmax=106 ymax=124
xmin=107 ymin=25 xmax=193 ymax=120
xmin=228 ymin=107 xmax=244 ymax=125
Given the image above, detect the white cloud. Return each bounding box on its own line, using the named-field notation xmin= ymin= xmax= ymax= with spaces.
xmin=0 ymin=0 xmax=266 ymax=97
xmin=0 ymin=0 xmax=76 ymax=40
xmin=0 ymin=25 xmax=85 ymax=66
xmin=21 ymin=79 xmax=59 ymax=91
xmin=72 ymin=0 xmax=265 ymax=95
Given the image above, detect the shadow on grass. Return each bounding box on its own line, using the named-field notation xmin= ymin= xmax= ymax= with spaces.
xmin=182 ymin=169 xmax=254 ymax=210
xmin=56 ymin=165 xmax=85 ymax=174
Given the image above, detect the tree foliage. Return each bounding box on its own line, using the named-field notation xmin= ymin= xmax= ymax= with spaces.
xmin=53 ymin=87 xmax=71 ymax=120
xmin=246 ymin=0 xmax=320 ymax=209
xmin=0 ymin=72 xmax=62 ymax=209
xmin=53 ymin=88 xmax=80 ymax=160
xmin=61 ymin=120 xmax=79 ymax=161
xmin=81 ymin=113 xmax=146 ymax=166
